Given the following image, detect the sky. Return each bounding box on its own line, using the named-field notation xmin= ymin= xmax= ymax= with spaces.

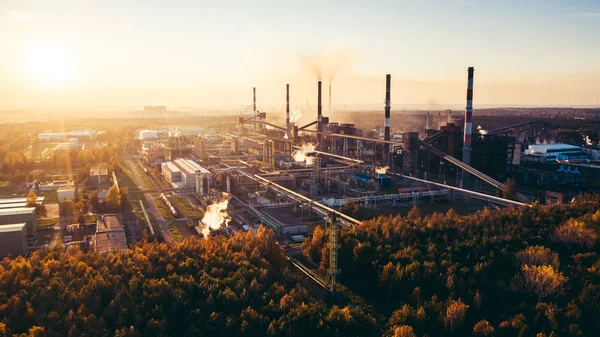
xmin=0 ymin=0 xmax=599 ymax=112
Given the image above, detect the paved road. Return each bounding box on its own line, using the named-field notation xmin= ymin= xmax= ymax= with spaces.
xmin=126 ymin=157 xmax=173 ymax=241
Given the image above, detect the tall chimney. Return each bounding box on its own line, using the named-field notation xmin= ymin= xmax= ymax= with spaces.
xmin=317 ymin=81 xmax=323 ymax=149
xmin=426 ymin=112 xmax=430 ymax=131
xmin=384 ymin=74 xmax=391 ymax=162
xmin=253 ymin=87 xmax=257 ymax=132
xmin=329 ymin=84 xmax=332 ymax=114
xmin=438 ymin=111 xmax=441 ymax=130
xmin=463 ymin=67 xmax=474 ymax=165
xmin=462 ymin=67 xmax=474 ymax=186
xmin=286 ymin=84 xmax=290 ymax=134
xmin=447 ymin=109 xmax=452 ymax=124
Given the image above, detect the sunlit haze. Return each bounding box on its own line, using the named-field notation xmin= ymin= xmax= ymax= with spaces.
xmin=1 ymin=0 xmax=599 ymax=111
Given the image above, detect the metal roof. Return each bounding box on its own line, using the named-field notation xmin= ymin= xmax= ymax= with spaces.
xmin=0 ymin=223 xmax=26 ymax=233
xmin=0 ymin=207 xmax=36 ymax=216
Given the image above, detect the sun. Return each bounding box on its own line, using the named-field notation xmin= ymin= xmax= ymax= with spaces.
xmin=23 ymin=41 xmax=76 ymax=85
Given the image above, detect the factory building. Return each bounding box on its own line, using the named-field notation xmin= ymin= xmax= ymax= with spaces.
xmin=523 ymin=144 xmax=589 ymax=162
xmin=0 ymin=197 xmax=44 ymax=209
xmin=90 ymin=166 xmax=109 ymax=186
xmin=0 ymin=207 xmax=36 ymax=233
xmin=162 ymin=162 xmax=182 ymax=185
xmin=94 ymin=215 xmax=127 ymax=254
xmin=161 ymin=158 xmax=212 ymax=192
xmin=0 ymin=223 xmax=27 ymax=257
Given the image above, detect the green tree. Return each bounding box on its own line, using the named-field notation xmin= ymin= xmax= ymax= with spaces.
xmin=59 ymin=200 xmax=76 ymax=218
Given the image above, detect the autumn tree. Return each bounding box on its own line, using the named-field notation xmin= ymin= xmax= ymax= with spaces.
xmin=513 ymin=265 xmax=567 ymax=300
xmin=515 ymin=246 xmax=560 ymax=269
xmin=392 ymin=325 xmax=417 ymax=337
xmin=106 ymin=185 xmax=121 ymax=211
xmin=473 ymin=320 xmax=495 ymax=336
xmin=4 ymin=151 xmax=23 ymax=168
xmin=443 ymin=299 xmax=469 ymax=332
xmin=59 ymin=200 xmax=76 ymax=218
xmin=503 ymin=178 xmax=517 ymax=200
xmin=552 ymin=218 xmax=598 ymax=249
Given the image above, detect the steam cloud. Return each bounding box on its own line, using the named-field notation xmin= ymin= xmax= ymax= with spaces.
xmin=200 ymin=194 xmax=230 ymax=237
xmin=375 ymin=166 xmax=389 ymax=174
xmin=299 ymin=47 xmax=357 ymax=83
xmin=290 ymin=108 xmax=302 ymax=123
xmin=292 ymin=143 xmax=315 ymax=162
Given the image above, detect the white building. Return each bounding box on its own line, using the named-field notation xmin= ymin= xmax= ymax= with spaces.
xmin=173 ymin=158 xmax=212 ymax=193
xmin=139 ymin=130 xmax=159 ymax=140
xmin=524 ymin=144 xmax=589 ymax=162
xmin=161 ymin=162 xmax=182 ymax=184
xmin=57 ymin=185 xmax=76 ymax=201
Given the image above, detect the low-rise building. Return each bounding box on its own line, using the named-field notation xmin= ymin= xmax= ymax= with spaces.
xmin=162 ymin=162 xmax=182 ymax=184
xmin=57 ymin=185 xmax=76 ymax=201
xmin=94 ymin=215 xmax=127 ymax=254
xmin=523 ymin=144 xmax=589 ymax=162
xmin=0 ymin=223 xmax=27 ymax=257
xmin=90 ymin=166 xmax=109 ymax=185
xmin=0 ymin=207 xmax=36 ymax=233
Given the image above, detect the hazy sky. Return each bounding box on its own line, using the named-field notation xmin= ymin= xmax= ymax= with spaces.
xmin=0 ymin=0 xmax=599 ymax=111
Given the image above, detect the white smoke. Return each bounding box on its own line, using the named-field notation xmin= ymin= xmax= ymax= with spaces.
xmin=200 ymin=194 xmax=230 ymax=237
xmin=292 ymin=143 xmax=315 ymax=162
xmin=477 ymin=125 xmax=488 ymax=135
xmin=375 ymin=166 xmax=389 ymax=174
xmin=284 ymin=133 xmax=289 ymax=140
xmin=290 ymin=108 xmax=302 ymax=123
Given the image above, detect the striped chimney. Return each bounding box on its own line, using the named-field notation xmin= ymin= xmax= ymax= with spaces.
xmin=286 ymin=84 xmax=290 ymax=134
xmin=384 ymin=74 xmax=391 ymax=161
xmin=253 ymin=87 xmax=257 ymax=132
xmin=317 ymin=81 xmax=323 ymax=149
xmin=463 ymin=67 xmax=474 ymax=165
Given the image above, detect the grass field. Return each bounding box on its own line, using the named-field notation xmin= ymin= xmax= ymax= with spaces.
xmin=154 ymin=197 xmax=174 ymax=219
xmin=170 ymin=195 xmax=204 ymax=218
xmin=37 ymin=218 xmax=59 ymax=228
xmin=168 ymin=222 xmax=183 ymax=242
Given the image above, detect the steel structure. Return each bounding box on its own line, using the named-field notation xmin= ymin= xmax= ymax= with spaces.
xmin=326 ymin=213 xmax=341 ymax=294
xmin=321 ymin=189 xmax=449 ymax=207
xmin=384 ymin=74 xmax=391 ymax=163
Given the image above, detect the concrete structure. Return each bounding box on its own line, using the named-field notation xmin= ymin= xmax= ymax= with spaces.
xmin=94 ymin=215 xmax=127 ymax=254
xmin=90 ymin=166 xmax=109 ymax=185
xmin=139 ymin=129 xmax=159 ymax=140
xmin=0 ymin=207 xmax=36 ymax=233
xmin=523 ymin=144 xmax=589 ymax=162
xmin=57 ymin=185 xmax=76 ymax=201
xmin=162 ymin=162 xmax=182 ymax=183
xmin=173 ymin=158 xmax=211 ymax=192
xmin=0 ymin=223 xmax=27 ymax=257
xmin=0 ymin=197 xmax=44 ymax=207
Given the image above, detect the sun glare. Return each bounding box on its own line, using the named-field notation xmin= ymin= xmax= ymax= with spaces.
xmin=23 ymin=41 xmax=76 ymax=85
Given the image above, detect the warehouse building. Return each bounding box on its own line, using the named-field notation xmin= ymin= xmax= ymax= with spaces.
xmin=523 ymin=144 xmax=589 ymax=162
xmin=0 ymin=207 xmax=36 ymax=233
xmin=0 ymin=223 xmax=27 ymax=257
xmin=160 ymin=158 xmax=212 ymax=192
xmin=57 ymin=185 xmax=76 ymax=201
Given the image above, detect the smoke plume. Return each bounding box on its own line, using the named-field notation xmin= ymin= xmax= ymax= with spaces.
xmin=375 ymin=166 xmax=389 ymax=174
xmin=200 ymin=194 xmax=230 ymax=237
xmin=299 ymin=47 xmax=357 ymax=82
xmin=292 ymin=143 xmax=315 ymax=162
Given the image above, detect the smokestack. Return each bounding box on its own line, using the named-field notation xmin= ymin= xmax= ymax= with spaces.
xmin=463 ymin=67 xmax=474 ymax=165
xmin=384 ymin=74 xmax=391 ymax=162
xmin=329 ymin=84 xmax=332 ymax=114
xmin=317 ymin=81 xmax=322 ymax=149
xmin=286 ymin=84 xmax=290 ymax=134
xmin=425 ymin=112 xmax=430 ymax=131
xmin=462 ymin=67 xmax=474 ymax=187
xmin=438 ymin=111 xmax=441 ymax=130
xmin=253 ymin=87 xmax=257 ymax=132
xmin=447 ymin=109 xmax=452 ymax=124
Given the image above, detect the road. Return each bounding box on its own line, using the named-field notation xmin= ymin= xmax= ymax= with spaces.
xmin=125 ymin=157 xmax=173 ymax=241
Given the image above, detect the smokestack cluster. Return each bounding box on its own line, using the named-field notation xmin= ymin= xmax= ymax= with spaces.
xmin=286 ymin=84 xmax=290 ymax=134
xmin=253 ymin=87 xmax=257 ymax=132
xmin=384 ymin=74 xmax=391 ymax=161
xmin=463 ymin=67 xmax=474 ymax=166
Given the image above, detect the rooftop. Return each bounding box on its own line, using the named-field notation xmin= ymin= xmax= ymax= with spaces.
xmin=95 ymin=231 xmax=127 ymax=254
xmin=0 ymin=223 xmax=26 ymax=233
xmin=528 ymin=143 xmax=580 ymax=150
xmin=90 ymin=166 xmax=109 ymax=176
xmin=164 ymin=162 xmax=181 ymax=173
xmin=0 ymin=207 xmax=36 ymax=216
xmin=96 ymin=215 xmax=123 ymax=232
xmin=0 ymin=197 xmax=44 ymax=205
xmin=0 ymin=202 xmax=28 ymax=209
xmin=174 ymin=158 xmax=211 ymax=174
xmin=57 ymin=185 xmax=76 ymax=191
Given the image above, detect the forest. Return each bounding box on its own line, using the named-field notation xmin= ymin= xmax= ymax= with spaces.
xmin=1 ymin=197 xmax=599 ymax=336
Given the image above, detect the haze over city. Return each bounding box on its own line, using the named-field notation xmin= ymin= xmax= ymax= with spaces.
xmin=1 ymin=0 xmax=599 ymax=111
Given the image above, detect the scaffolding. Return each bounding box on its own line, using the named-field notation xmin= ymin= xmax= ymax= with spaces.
xmin=326 ymin=213 xmax=341 ymax=294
